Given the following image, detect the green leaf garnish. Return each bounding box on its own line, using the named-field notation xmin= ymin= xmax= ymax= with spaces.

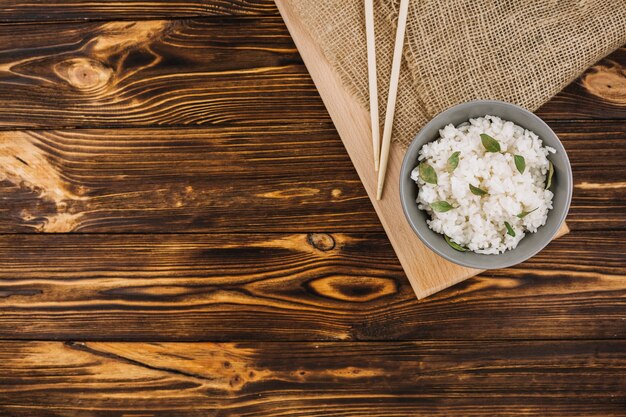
xmin=514 ymin=155 xmax=526 ymax=174
xmin=431 ymin=201 xmax=454 ymax=212
xmin=447 ymin=151 xmax=460 ymax=172
xmin=469 ymin=184 xmax=487 ymax=196
xmin=504 ymin=221 xmax=516 ymax=237
xmin=517 ymin=207 xmax=538 ymax=219
xmin=445 ymin=235 xmax=468 ymax=252
xmin=419 ymin=162 xmax=438 ymax=185
xmin=546 ymin=160 xmax=554 ymax=189
xmin=480 ymin=133 xmax=501 ymax=152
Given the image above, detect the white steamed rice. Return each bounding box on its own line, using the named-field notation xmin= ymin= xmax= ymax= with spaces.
xmin=410 ymin=115 xmax=555 ymax=254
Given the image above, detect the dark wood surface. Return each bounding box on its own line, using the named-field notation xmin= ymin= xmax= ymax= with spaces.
xmin=0 ymin=1 xmax=278 ymax=21
xmin=2 ymin=341 xmax=626 ymax=416
xmin=0 ymin=2 xmax=625 ymax=415
xmin=0 ymin=231 xmax=624 ymax=342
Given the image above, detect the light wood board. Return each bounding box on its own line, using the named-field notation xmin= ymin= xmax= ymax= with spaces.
xmin=275 ymin=0 xmax=569 ymax=299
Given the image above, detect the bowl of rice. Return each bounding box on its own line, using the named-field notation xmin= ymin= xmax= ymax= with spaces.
xmin=400 ymin=100 xmax=572 ymax=269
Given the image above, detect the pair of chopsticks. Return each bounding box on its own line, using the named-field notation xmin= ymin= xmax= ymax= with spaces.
xmin=366 ymin=0 xmax=410 ymax=200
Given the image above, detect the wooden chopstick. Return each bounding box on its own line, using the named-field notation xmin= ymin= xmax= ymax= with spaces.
xmin=364 ymin=0 xmax=380 ymax=171
xmin=376 ymin=0 xmax=410 ymax=200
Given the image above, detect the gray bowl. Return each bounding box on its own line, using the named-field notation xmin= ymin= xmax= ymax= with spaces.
xmin=400 ymin=100 xmax=572 ymax=269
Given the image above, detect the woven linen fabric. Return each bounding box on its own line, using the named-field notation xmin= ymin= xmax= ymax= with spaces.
xmin=290 ymin=0 xmax=626 ymax=148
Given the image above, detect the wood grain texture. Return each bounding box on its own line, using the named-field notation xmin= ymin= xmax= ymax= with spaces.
xmin=0 ymin=231 xmax=623 ymax=341
xmin=1 ymin=340 xmax=626 ymax=416
xmin=0 ymin=18 xmax=620 ymax=130
xmin=558 ymin=121 xmax=626 ymax=230
xmin=0 ymin=18 xmax=327 ymax=128
xmin=0 ymin=121 xmax=622 ymax=233
xmin=0 ymin=126 xmax=378 ymax=232
xmin=0 ymin=1 xmax=278 ymax=21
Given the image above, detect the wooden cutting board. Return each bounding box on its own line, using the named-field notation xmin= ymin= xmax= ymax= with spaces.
xmin=275 ymin=0 xmax=569 ymax=299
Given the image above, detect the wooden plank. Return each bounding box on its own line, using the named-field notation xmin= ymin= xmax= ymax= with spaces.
xmin=0 ymin=18 xmax=328 ymax=128
xmin=0 ymin=126 xmax=379 ymax=233
xmin=555 ymin=121 xmax=626 ymax=231
xmin=0 ymin=121 xmax=623 ymax=233
xmin=0 ymin=231 xmax=624 ymax=341
xmin=0 ymin=1 xmax=278 ymax=21
xmin=0 ymin=17 xmax=618 ymax=129
xmin=0 ymin=233 xmax=403 ymax=341
xmin=538 ymin=47 xmax=626 ymax=120
xmin=276 ymin=0 xmax=483 ymax=299
xmin=1 ymin=340 xmax=625 ymax=416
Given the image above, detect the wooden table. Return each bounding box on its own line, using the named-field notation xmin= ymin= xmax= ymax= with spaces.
xmin=0 ymin=2 xmax=624 ymax=415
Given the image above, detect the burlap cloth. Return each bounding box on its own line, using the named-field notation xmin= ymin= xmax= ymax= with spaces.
xmin=290 ymin=0 xmax=626 ymax=148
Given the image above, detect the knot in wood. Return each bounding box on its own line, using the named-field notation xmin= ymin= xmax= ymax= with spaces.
xmin=582 ymin=64 xmax=626 ymax=105
xmin=307 ymin=233 xmax=335 ymax=251
xmin=55 ymin=58 xmax=112 ymax=91
xmin=307 ymin=276 xmax=397 ymax=302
